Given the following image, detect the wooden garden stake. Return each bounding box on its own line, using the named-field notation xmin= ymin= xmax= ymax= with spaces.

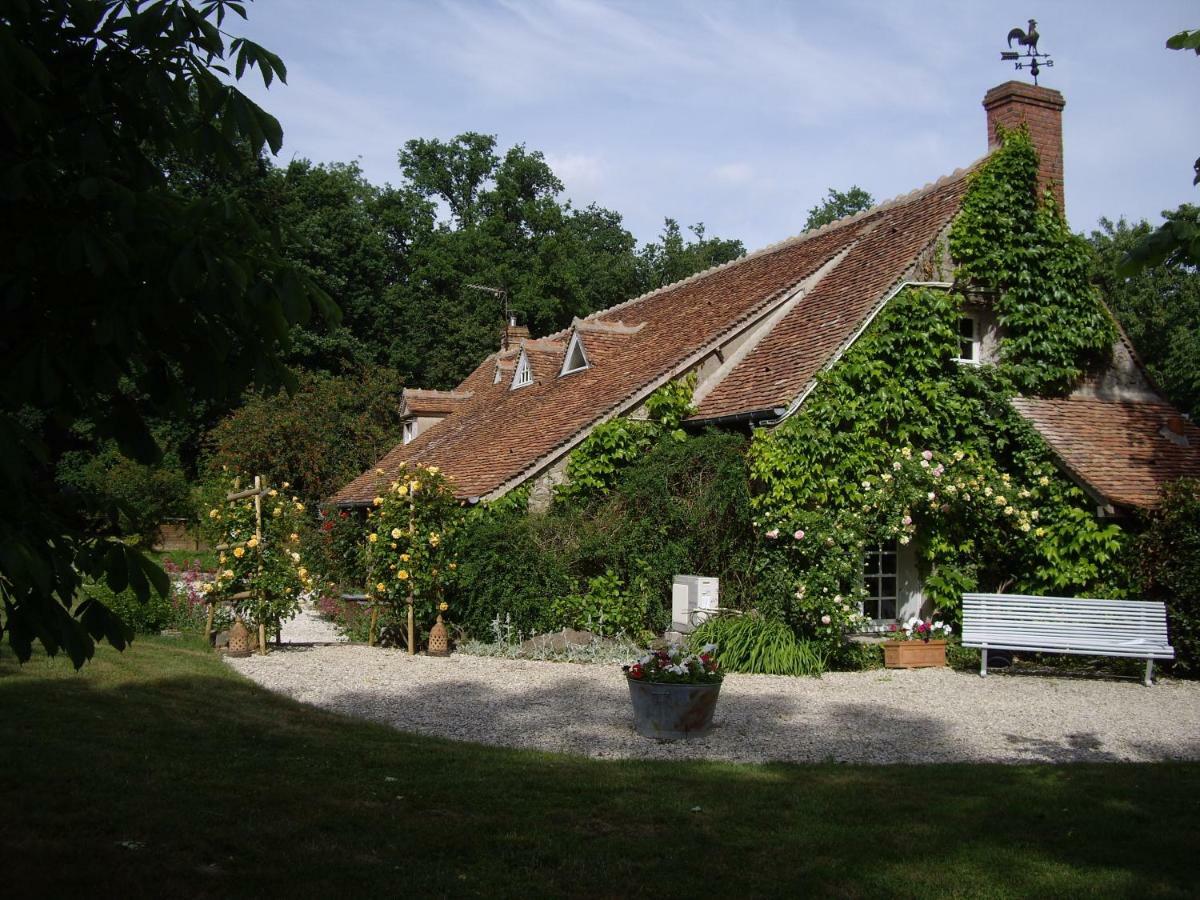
xmin=253 ymin=474 xmax=267 ymax=655
xmin=407 ymin=482 xmax=416 ymax=655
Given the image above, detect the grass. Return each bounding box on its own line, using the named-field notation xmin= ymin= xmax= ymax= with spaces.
xmin=151 ymin=548 xmax=220 ymax=571
xmin=2 ymin=638 xmax=1197 ymax=898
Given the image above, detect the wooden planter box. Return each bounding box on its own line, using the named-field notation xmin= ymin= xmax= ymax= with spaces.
xmin=882 ymin=639 xmax=947 ymax=669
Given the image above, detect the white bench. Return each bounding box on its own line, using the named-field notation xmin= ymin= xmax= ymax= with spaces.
xmin=961 ymin=593 xmax=1174 ymax=686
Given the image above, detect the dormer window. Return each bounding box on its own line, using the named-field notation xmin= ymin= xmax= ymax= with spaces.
xmin=560 ymin=332 xmax=590 ymax=376
xmin=402 ymin=419 xmax=417 ymax=444
xmin=955 ymin=315 xmax=980 ymax=364
xmin=511 ymin=350 xmax=533 ymax=389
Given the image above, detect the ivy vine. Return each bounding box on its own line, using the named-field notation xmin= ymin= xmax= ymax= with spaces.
xmin=949 ymin=126 xmax=1116 ymax=393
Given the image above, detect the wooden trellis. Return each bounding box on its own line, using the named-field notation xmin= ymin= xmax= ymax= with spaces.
xmin=362 ymin=481 xmax=417 ymax=653
xmin=204 ymin=474 xmax=272 ymax=655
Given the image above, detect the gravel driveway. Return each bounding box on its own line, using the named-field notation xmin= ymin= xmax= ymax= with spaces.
xmin=226 ymin=645 xmax=1200 ymax=764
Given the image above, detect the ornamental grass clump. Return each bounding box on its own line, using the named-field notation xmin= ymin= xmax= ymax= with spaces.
xmin=623 ymin=643 xmax=722 ymax=684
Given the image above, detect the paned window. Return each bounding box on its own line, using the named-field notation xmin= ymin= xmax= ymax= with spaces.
xmin=955 ymin=315 xmax=980 ymax=363
xmin=402 ymin=420 xmax=417 ymax=445
xmin=560 ymin=332 xmax=589 ymax=375
xmin=512 ymin=351 xmax=533 ymax=389
xmin=863 ymin=541 xmax=898 ymax=620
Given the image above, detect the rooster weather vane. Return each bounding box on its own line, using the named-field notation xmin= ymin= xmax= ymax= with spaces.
xmin=1001 ymin=19 xmax=1054 ymax=84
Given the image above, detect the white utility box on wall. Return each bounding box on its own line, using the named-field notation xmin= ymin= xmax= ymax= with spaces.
xmin=671 ymin=575 xmax=719 ymax=633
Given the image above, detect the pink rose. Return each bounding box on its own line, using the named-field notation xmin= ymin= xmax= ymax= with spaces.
xmin=766 ymin=529 xmax=780 ymax=539
xmin=902 ymin=515 xmax=912 ymax=526
xmin=922 ymin=450 xmax=933 ymax=461
xmin=821 ymin=615 xmax=832 ymax=625
xmin=793 ymin=530 xmax=805 ymax=540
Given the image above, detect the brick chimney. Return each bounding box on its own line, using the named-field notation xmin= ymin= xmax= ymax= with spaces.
xmin=983 ymin=81 xmax=1066 ymax=213
xmin=500 ymin=315 xmax=529 ymax=351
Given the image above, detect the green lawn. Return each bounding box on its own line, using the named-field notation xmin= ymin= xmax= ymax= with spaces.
xmin=2 ymin=638 xmax=1197 ymax=898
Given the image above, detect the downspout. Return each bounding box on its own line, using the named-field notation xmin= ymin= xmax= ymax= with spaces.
xmin=685 ymin=407 xmax=787 ymax=430
xmin=759 ymin=280 xmax=955 ymax=428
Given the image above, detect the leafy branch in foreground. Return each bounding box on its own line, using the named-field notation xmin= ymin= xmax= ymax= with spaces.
xmin=0 ymin=0 xmax=336 ymax=666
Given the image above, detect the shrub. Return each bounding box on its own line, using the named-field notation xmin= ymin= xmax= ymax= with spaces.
xmin=1133 ymin=479 xmax=1200 ymax=676
xmin=57 ymin=442 xmax=192 ymax=546
xmin=203 ymin=366 xmax=405 ymax=504
xmin=689 ymin=613 xmax=827 ymax=677
xmin=550 ymin=570 xmax=648 ymax=637
xmin=82 ymin=557 xmax=212 ymax=635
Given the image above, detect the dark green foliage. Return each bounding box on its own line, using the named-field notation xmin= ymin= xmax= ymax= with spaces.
xmin=0 ymin=0 xmax=334 ymax=666
xmin=636 ymin=220 xmax=745 ymax=290
xmin=1133 ymin=480 xmax=1200 ymax=676
xmin=1090 ymin=209 xmax=1200 ymax=419
xmin=203 ymin=367 xmax=405 ymax=504
xmin=451 ymin=510 xmax=573 ymax=640
xmin=451 ymin=430 xmax=759 ymax=639
xmin=57 ymin=442 xmax=193 ymax=546
xmin=80 ymin=581 xmax=174 ymax=636
xmin=690 ymin=614 xmax=827 ymax=676
xmin=803 ymin=186 xmax=875 ymax=230
xmin=950 ymin=128 xmax=1116 ymax=393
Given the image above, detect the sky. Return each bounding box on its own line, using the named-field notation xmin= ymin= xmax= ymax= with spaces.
xmin=232 ymin=0 xmax=1200 ymax=251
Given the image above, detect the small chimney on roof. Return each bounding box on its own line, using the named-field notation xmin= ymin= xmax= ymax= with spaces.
xmin=501 ymin=317 xmax=530 ymax=351
xmin=983 ymin=81 xmax=1066 ymax=214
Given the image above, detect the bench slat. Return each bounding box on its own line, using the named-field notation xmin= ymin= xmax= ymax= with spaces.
xmin=960 ymin=593 xmax=1175 ymax=671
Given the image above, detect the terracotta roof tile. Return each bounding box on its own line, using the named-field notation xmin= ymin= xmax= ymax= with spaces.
xmin=692 ymin=170 xmax=971 ymax=420
xmin=1011 ymin=396 xmax=1200 ymax=509
xmin=330 ymin=166 xmax=978 ymax=505
xmin=401 ymin=389 xmax=474 ymax=416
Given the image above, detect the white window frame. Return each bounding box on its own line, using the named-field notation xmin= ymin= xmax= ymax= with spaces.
xmin=402 ymin=419 xmax=417 ymax=445
xmin=954 ymin=314 xmax=980 ymax=365
xmin=559 ymin=331 xmax=590 ymax=376
xmin=862 ymin=541 xmax=899 ymax=622
xmin=511 ymin=350 xmax=533 ymax=389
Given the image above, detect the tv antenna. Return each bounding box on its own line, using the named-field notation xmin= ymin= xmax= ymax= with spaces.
xmin=1001 ymin=19 xmax=1054 ymax=85
xmin=464 ymin=283 xmax=514 ymax=348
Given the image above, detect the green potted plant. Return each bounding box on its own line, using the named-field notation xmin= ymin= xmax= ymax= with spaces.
xmin=623 ymin=643 xmax=723 ymax=740
xmin=882 ymin=617 xmax=953 ymax=668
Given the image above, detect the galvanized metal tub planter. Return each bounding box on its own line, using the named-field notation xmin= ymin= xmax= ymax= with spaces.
xmin=882 ymin=639 xmax=947 ymax=669
xmin=626 ymin=678 xmax=722 ymax=740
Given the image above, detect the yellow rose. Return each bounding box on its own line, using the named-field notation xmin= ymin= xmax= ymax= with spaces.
xmin=373 ymin=496 xmax=384 ymax=506
xmin=400 ymin=553 xmax=410 ymax=562
xmin=219 ymin=553 xmax=226 ymax=564
xmin=208 ymin=509 xmax=219 ymax=519
xmin=295 ymin=503 xmax=305 ymax=512
xmin=410 ymin=480 xmax=421 ymax=492
xmin=268 ymin=489 xmax=278 ymax=497
xmin=273 ymin=507 xmax=282 ymax=517
xmin=438 ymin=601 xmax=449 ymax=611
xmin=428 ymin=466 xmax=440 ymax=475
xmin=298 ymin=567 xmax=308 ymax=578
xmin=290 ymin=533 xmax=299 ymax=543
xmin=391 ymin=528 xmax=402 ymax=540
xmin=224 ymin=569 xmax=234 ymax=579
xmin=398 ymin=570 xmax=409 ymax=580
xmin=282 ymin=482 xmax=290 ymax=489
xmin=396 ymin=484 xmax=408 ymax=497
xmin=233 ymin=547 xmax=245 ymax=558
xmin=368 ymin=533 xmax=378 ymax=543
xmin=246 ymin=537 xmax=258 ymax=548
xmin=376 ymin=582 xmax=386 ymax=593
xmin=390 ymin=542 xmax=397 ymax=550
xmin=448 ymin=562 xmax=457 ymax=570
xmin=428 ymin=533 xmax=440 ymax=547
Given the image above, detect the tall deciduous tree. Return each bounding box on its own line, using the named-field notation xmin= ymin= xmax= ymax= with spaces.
xmin=804 ymin=186 xmax=875 ymax=231
xmin=1090 ymin=210 xmax=1200 ymax=418
xmin=0 ymin=0 xmax=334 ymax=665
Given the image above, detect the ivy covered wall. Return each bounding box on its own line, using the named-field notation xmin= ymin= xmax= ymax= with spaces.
xmin=746 ymin=127 xmax=1128 ymax=643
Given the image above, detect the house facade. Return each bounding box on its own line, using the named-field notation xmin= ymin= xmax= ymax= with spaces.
xmin=333 ymin=81 xmax=1200 ymax=623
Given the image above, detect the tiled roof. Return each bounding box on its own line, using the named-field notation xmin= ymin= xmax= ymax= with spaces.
xmin=330 ymin=166 xmax=976 ymax=506
xmin=691 ymin=172 xmax=970 ymax=420
xmin=1011 ymin=396 xmax=1200 ymax=509
xmin=401 ymin=389 xmax=474 ymax=416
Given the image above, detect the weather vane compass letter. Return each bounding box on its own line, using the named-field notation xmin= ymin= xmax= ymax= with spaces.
xmin=1001 ymin=19 xmax=1054 ymax=84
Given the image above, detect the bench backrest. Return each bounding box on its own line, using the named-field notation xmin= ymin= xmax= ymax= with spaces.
xmin=962 ymin=593 xmax=1171 ymax=651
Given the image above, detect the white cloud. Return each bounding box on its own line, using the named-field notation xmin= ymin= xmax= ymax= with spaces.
xmin=546 ymin=152 xmax=605 ymax=191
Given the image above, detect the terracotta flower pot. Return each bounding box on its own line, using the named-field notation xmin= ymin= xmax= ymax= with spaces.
xmin=882 ymin=639 xmax=947 ymax=669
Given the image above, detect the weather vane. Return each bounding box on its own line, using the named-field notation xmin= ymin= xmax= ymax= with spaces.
xmin=1001 ymin=19 xmax=1054 ymax=85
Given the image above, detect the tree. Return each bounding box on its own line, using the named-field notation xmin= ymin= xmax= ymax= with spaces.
xmin=804 ymin=186 xmax=875 ymax=231
xmin=1122 ymin=29 xmax=1200 ymax=272
xmin=0 ymin=0 xmax=335 ymax=666
xmin=1090 ymin=210 xmax=1200 ymax=418
xmin=637 ymin=220 xmax=745 ymax=290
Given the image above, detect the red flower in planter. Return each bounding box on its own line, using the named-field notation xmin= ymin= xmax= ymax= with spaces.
xmin=629 ymin=663 xmax=644 ymax=680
